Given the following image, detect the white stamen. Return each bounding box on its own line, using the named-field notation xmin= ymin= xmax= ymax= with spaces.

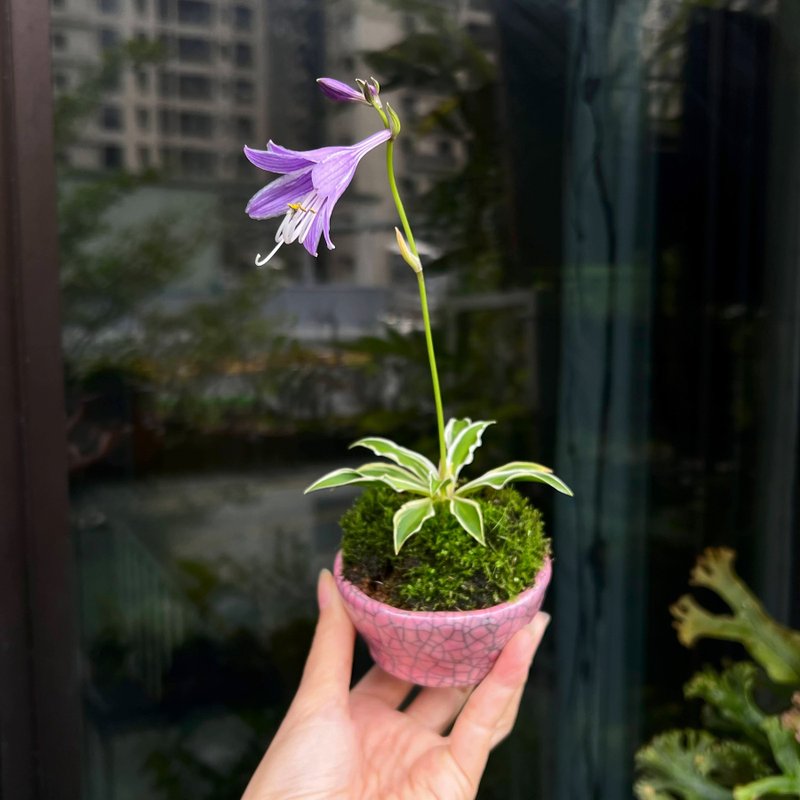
xmin=296 ymin=207 xmax=318 ymax=244
xmin=255 ymin=240 xmax=283 ymax=267
xmin=275 ymin=211 xmax=292 ymax=242
xmin=257 ymin=192 xmax=326 ymax=267
xmin=282 ymin=192 xmax=318 ymax=243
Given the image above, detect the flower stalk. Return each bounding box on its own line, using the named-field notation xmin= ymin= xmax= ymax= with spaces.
xmin=384 ymin=135 xmax=447 ymax=475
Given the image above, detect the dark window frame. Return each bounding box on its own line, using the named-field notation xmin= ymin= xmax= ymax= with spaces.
xmin=0 ymin=0 xmax=80 ymax=798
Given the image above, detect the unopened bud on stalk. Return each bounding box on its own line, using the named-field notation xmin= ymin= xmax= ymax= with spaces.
xmin=387 ymin=103 xmax=401 ymax=138
xmin=316 ymin=77 xmax=369 ymax=104
xmin=395 ymin=227 xmax=422 ymax=273
xmin=357 ymin=76 xmax=383 ymax=110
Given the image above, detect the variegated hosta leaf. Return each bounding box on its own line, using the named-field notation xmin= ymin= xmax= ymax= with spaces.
xmin=393 ymin=497 xmax=436 ymax=553
xmin=356 ymin=463 xmax=430 ymax=494
xmin=445 ymin=418 xmax=495 ymax=480
xmin=429 ymin=474 xmax=452 ymax=496
xmin=350 ymin=436 xmax=437 ymax=482
xmin=444 ymin=417 xmax=472 ymax=449
xmin=304 ymin=468 xmax=369 ymax=494
xmin=449 ymin=496 xmax=485 ymax=545
xmin=457 ymin=461 xmax=574 ymax=497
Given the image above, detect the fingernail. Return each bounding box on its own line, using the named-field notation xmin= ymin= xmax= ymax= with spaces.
xmin=317 ymin=568 xmax=333 ymax=611
xmin=526 ymin=612 xmax=551 ymax=646
xmin=539 ymin=612 xmax=551 ymax=629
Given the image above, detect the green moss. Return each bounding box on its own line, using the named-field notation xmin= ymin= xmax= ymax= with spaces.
xmin=340 ymin=483 xmax=549 ymax=611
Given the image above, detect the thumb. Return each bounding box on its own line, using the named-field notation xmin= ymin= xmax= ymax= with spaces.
xmin=295 ymin=568 xmax=356 ymax=707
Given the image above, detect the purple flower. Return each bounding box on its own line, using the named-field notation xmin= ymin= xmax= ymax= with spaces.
xmin=316 ymin=77 xmax=367 ymax=104
xmin=244 ymin=129 xmax=392 ymax=265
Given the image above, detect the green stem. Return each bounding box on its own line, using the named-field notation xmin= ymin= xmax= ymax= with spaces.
xmin=385 ymin=138 xmax=447 ymax=473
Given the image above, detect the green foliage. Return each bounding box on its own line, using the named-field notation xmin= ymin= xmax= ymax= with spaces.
xmin=685 ymin=664 xmax=767 ymax=747
xmin=306 ymin=417 xmax=571 ymax=551
xmin=634 ymin=730 xmax=770 ymax=800
xmin=635 ymin=549 xmax=800 ymax=799
xmin=339 ymin=483 xmax=549 ymax=611
xmin=670 ymin=548 xmax=800 ymax=685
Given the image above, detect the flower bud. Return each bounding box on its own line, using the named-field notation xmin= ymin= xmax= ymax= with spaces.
xmin=316 ymin=77 xmax=368 ymax=104
xmin=395 ymin=227 xmax=422 ymax=273
xmin=357 ymin=76 xmax=383 ymax=110
xmin=386 ymin=103 xmax=401 ymax=138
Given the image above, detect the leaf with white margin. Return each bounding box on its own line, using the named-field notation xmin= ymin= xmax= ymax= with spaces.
xmin=350 ymin=436 xmax=437 ymax=482
xmin=304 ymin=468 xmax=370 ymax=494
xmin=393 ymin=497 xmax=436 ymax=553
xmin=429 ymin=474 xmax=452 ymax=496
xmin=355 ymin=463 xmax=430 ymax=494
xmin=444 ymin=417 xmax=472 ymax=449
xmin=457 ymin=462 xmax=574 ymax=496
xmin=446 ymin=419 xmax=495 ymax=480
xmin=449 ymin=496 xmax=485 ymax=545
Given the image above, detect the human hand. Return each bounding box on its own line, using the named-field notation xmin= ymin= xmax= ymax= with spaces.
xmin=242 ymin=569 xmax=550 ymax=800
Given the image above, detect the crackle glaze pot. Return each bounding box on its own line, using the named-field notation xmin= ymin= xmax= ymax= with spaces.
xmin=333 ymin=551 xmax=552 ymax=688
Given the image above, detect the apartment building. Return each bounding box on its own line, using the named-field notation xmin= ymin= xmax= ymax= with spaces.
xmin=50 ymin=0 xmax=269 ymax=181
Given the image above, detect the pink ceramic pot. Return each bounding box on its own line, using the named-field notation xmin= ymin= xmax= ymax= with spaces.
xmin=333 ymin=551 xmax=552 ymax=688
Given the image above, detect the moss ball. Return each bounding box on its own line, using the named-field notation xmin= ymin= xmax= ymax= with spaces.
xmin=340 ymin=483 xmax=549 ymax=611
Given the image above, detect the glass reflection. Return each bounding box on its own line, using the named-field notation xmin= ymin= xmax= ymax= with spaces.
xmin=49 ymin=0 xmax=798 ymax=798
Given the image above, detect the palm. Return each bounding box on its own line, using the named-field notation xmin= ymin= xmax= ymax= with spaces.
xmin=347 ymin=677 xmax=476 ymax=799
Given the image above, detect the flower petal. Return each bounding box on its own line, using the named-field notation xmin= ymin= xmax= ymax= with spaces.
xmin=302 ymin=208 xmax=327 ymax=257
xmin=316 ymin=77 xmax=367 ymax=104
xmin=311 ymin=129 xmax=391 ymax=195
xmin=267 ymin=141 xmax=347 ymax=164
xmin=245 ymin=168 xmax=313 ymax=219
xmin=244 ymin=145 xmax=315 ymax=174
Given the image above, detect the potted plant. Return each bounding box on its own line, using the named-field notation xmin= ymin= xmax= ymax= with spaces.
xmin=243 ymin=76 xmax=573 ymax=687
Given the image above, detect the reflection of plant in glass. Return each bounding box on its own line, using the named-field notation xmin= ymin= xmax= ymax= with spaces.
xmin=635 ymin=548 xmax=800 ymax=800
xmin=244 ymin=77 xmax=573 ymax=552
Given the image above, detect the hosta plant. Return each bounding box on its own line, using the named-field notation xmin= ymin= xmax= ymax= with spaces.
xmin=244 ymin=75 xmax=571 ymax=631
xmin=305 ymin=419 xmax=571 ymax=553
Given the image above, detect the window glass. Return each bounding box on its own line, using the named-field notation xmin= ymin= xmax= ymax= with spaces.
xmin=233 ymin=4 xmax=252 ymax=30
xmin=178 ymin=0 xmax=212 ymax=26
xmin=233 ymin=77 xmax=253 ymax=103
xmin=178 ymin=36 xmax=212 ymax=63
xmin=98 ymin=27 xmax=119 ymax=50
xmin=135 ymin=68 xmax=150 ymax=91
xmin=233 ymin=41 xmax=252 ymax=67
xmin=99 ymin=104 xmax=123 ymax=130
xmin=136 ymin=106 xmax=150 ymax=130
xmin=178 ymin=72 xmax=213 ymax=99
xmin=101 ymin=143 xmax=123 ymax=169
xmin=47 ymin=1 xmax=800 ymax=798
